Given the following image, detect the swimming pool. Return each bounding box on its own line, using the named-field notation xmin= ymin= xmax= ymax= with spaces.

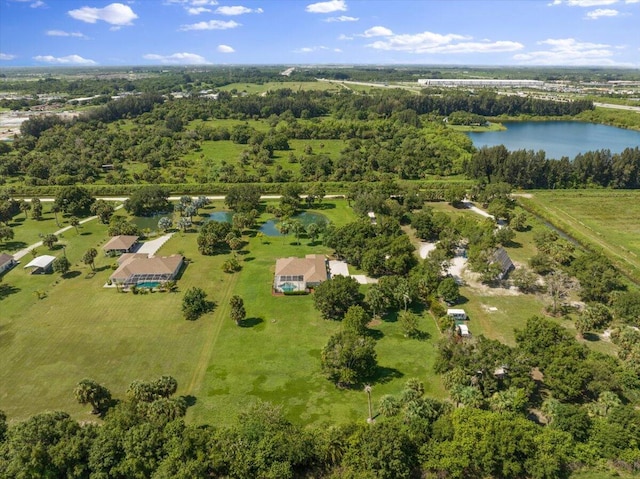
xmin=136 ymin=281 xmax=160 ymax=289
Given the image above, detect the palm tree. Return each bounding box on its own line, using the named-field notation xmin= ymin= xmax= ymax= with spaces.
xmin=19 ymin=200 xmax=31 ymax=219
xmin=277 ymin=220 xmax=291 ymax=244
xmin=69 ymin=216 xmax=80 ymax=234
xmin=378 ymin=394 xmax=400 ymax=417
xmin=82 ymin=248 xmax=98 ymax=271
xmin=290 ymin=220 xmax=305 ymax=245
xmin=306 ymin=222 xmax=320 ymax=244
xmin=51 ymin=204 xmax=61 ymax=227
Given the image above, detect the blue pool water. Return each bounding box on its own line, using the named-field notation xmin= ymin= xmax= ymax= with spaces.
xmin=136 ymin=281 xmax=160 ymax=288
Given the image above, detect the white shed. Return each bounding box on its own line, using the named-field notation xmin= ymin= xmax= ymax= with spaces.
xmin=447 ymin=308 xmax=467 ymax=321
xmin=457 ymin=324 xmax=470 ymax=337
xmin=23 ymin=255 xmax=56 ymax=274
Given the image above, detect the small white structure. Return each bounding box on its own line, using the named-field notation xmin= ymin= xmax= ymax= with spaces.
xmin=447 ymin=308 xmax=467 ymax=321
xmin=367 ymin=211 xmax=377 ymax=225
xmin=23 ymin=255 xmax=56 ymax=274
xmin=0 ymin=253 xmax=17 ymax=274
xmin=457 ymin=324 xmax=470 ymax=337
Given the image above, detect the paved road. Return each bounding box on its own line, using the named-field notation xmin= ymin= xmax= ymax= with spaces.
xmin=593 ymin=102 xmax=640 ymax=113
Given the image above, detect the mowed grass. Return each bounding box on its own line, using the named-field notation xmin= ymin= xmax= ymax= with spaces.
xmin=217 ymin=82 xmax=342 ymax=94
xmin=1 ymin=199 xmax=446 ymax=427
xmin=521 ymin=190 xmax=640 ymax=283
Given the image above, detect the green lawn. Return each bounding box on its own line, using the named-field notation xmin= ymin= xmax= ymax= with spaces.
xmin=519 ymin=190 xmax=640 ymax=283
xmin=0 ymin=199 xmax=447 ymax=428
xmin=1 ymin=202 xmax=69 ymax=254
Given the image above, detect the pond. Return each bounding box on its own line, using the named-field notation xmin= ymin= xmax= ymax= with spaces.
xmin=204 ymin=211 xmax=233 ymax=223
xmin=467 ymin=121 xmax=640 ymax=160
xmin=259 ymin=211 xmax=328 ymax=237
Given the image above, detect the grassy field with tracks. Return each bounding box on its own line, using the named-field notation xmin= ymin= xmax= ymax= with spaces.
xmin=518 ymin=190 xmax=640 ymax=284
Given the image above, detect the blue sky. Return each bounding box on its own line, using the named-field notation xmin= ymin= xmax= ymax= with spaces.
xmin=1 ymin=0 xmax=639 ymax=67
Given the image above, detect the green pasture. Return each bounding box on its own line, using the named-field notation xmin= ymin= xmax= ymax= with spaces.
xmin=519 ymin=190 xmax=640 ymax=284
xmin=0 ymin=199 xmax=446 ymax=427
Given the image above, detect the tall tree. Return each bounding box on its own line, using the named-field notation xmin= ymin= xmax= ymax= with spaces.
xmin=69 ymin=216 xmax=80 ymax=234
xmin=90 ymin=199 xmax=115 ymax=224
xmin=182 ymin=287 xmax=209 ymax=320
xmin=230 ymin=295 xmax=246 ymax=326
xmin=19 ymin=200 xmax=30 ymax=219
xmin=321 ymin=330 xmax=377 ymax=387
xmin=74 ymin=379 xmax=112 ymax=416
xmin=53 ymin=256 xmax=71 ymax=276
xmin=42 ymin=233 xmax=58 ymax=249
xmin=82 ymin=248 xmax=98 ymax=271
xmin=313 ymin=275 xmax=362 ymax=320
xmin=30 ymin=197 xmax=43 ymax=220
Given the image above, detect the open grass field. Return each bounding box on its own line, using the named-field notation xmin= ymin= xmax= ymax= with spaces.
xmin=217 ymin=81 xmax=342 ymax=94
xmin=519 ymin=190 xmax=640 ymax=284
xmin=0 ymin=199 xmax=447 ymax=428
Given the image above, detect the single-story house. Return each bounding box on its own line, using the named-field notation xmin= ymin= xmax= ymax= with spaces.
xmin=274 ymin=254 xmax=328 ymax=293
xmin=103 ymin=235 xmax=139 ymax=255
xmin=447 ymin=308 xmax=467 ymax=321
xmin=457 ymin=324 xmax=470 ymax=337
xmin=110 ymin=253 xmax=183 ymax=287
xmin=23 ymin=255 xmax=56 ymax=274
xmin=0 ymin=253 xmax=17 ymax=274
xmin=490 ymin=247 xmax=515 ymax=280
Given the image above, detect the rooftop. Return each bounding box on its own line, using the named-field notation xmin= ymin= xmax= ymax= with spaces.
xmin=275 ymin=254 xmax=327 ymax=284
xmin=103 ymin=235 xmax=139 ymax=251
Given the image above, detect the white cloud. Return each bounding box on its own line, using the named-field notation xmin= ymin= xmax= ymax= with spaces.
xmin=586 ymin=8 xmax=620 ymax=17
xmin=187 ymin=7 xmax=212 ymax=14
xmin=294 ymin=45 xmax=330 ymax=53
xmin=514 ymin=38 xmax=621 ymax=65
xmin=46 ymin=30 xmax=88 ymax=38
xmin=215 ymin=5 xmax=263 ymax=15
xmin=33 ymin=54 xmax=97 ymax=65
xmin=164 ymin=0 xmax=217 ymax=5
xmin=217 ymin=44 xmax=235 ymax=53
xmin=338 ymin=33 xmax=353 ymax=40
xmin=179 ymin=19 xmax=241 ymax=30
xmin=550 ymin=0 xmax=618 ymax=5
xmin=626 ymin=0 xmax=639 ymax=3
xmin=8 ymin=0 xmax=45 ymax=7
xmin=68 ymin=3 xmax=138 ymax=26
xmin=361 ymin=26 xmax=393 ymax=37
xmin=306 ymin=0 xmax=347 ymax=14
xmin=325 ymin=15 xmax=358 ymax=22
xmin=143 ymin=52 xmax=210 ymax=64
xmin=364 ymin=29 xmax=523 ymax=54
xmin=0 ymin=53 xmax=16 ymax=60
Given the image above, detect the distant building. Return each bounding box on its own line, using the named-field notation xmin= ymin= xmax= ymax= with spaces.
xmin=417 ymin=79 xmax=545 ymax=89
xmin=490 ymin=248 xmax=515 ymax=280
xmin=274 ymin=254 xmax=328 ymax=293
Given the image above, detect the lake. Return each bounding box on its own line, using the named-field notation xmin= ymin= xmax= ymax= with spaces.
xmin=467 ymin=121 xmax=640 ymax=160
xmin=260 ymin=211 xmax=328 ymax=237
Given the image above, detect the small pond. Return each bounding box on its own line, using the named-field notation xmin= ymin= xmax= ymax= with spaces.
xmin=259 ymin=211 xmax=328 ymax=237
xmin=204 ymin=211 xmax=233 ymax=223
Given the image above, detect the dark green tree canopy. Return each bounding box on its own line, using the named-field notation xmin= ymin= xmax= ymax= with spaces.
xmin=124 ymin=186 xmax=171 ymax=216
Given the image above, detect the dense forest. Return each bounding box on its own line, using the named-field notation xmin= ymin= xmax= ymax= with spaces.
xmin=0 ymin=88 xmax=601 ymax=190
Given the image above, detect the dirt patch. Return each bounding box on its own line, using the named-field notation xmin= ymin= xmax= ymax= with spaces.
xmin=367 ymin=318 xmax=382 ymax=327
xmin=481 ymin=305 xmax=499 ymax=312
xmin=462 ymin=270 xmax=523 ymax=296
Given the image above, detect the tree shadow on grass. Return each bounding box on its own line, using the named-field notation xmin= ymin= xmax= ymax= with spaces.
xmin=243 ymin=256 xmax=255 ymax=262
xmin=3 ymin=241 xmax=27 ymax=251
xmin=80 ymin=232 xmax=92 ymax=236
xmin=240 ymin=317 xmax=264 ymax=328
xmin=582 ymin=332 xmax=600 ymax=342
xmin=62 ymin=271 xmax=81 ymax=279
xmin=182 ymin=395 xmax=197 ymax=408
xmin=0 ymin=283 xmax=20 ymax=301
xmin=95 ymin=265 xmax=111 ymax=272
xmin=372 ymin=366 xmax=403 ymax=385
xmin=366 ymin=329 xmax=384 ymax=340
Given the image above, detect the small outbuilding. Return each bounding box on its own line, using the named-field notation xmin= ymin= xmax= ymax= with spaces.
xmin=103 ymin=235 xmax=139 ymax=255
xmin=447 ymin=308 xmax=467 ymax=321
xmin=23 ymin=255 xmax=56 ymax=274
xmin=457 ymin=324 xmax=470 ymax=337
xmin=0 ymin=253 xmax=17 ymax=274
xmin=490 ymin=247 xmax=515 ymax=280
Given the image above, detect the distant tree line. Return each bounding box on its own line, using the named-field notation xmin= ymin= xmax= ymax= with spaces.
xmin=467 ymin=145 xmax=640 ymax=189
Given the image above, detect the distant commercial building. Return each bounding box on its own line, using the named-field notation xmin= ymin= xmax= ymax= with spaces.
xmin=417 ymin=79 xmax=545 ymax=89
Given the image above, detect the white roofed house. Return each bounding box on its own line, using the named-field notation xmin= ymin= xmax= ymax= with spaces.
xmin=23 ymin=255 xmax=56 ymax=274
xmin=447 ymin=308 xmax=467 ymax=321
xmin=274 ymin=254 xmax=328 ymax=293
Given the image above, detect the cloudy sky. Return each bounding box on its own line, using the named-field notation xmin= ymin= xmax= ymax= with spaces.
xmin=0 ymin=0 xmax=638 ymax=67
